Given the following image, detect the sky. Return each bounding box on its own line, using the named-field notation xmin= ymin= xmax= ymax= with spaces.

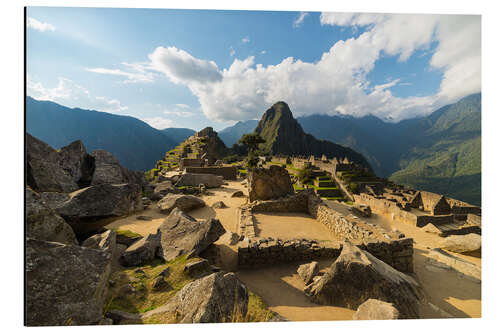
xmin=26 ymin=7 xmax=481 ymax=131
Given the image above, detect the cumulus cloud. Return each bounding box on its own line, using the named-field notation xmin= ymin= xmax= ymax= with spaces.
xmin=229 ymin=46 xmax=236 ymax=57
xmin=148 ymin=46 xmax=222 ymax=85
xmin=141 ymin=116 xmax=175 ymax=129
xmin=241 ymin=36 xmax=250 ymax=43
xmin=260 ymin=50 xmax=267 ymax=55
xmin=293 ymin=12 xmax=309 ymax=28
xmin=27 ymin=76 xmax=128 ymax=113
xmin=27 ymin=17 xmax=56 ymax=32
xmin=102 ymin=14 xmax=479 ymax=123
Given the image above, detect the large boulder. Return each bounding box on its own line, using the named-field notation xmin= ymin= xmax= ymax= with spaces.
xmin=120 ymin=233 xmax=159 ymax=267
xmin=297 ymin=261 xmax=319 ymax=285
xmin=57 ymin=140 xmax=95 ymax=188
xmin=157 ymin=208 xmax=226 ymax=261
xmin=89 ymin=150 xmax=126 ymax=186
xmin=175 ymin=173 xmax=224 ymax=188
xmin=41 ymin=183 xmax=143 ymax=236
xmin=151 ymin=180 xmax=179 ymax=200
xmin=248 ymin=165 xmax=293 ymax=202
xmin=25 ymin=238 xmax=112 ymax=326
xmin=307 ymin=242 xmax=422 ymax=319
xmin=26 ymin=134 xmax=79 ymax=193
xmin=353 ymin=299 xmax=400 ymax=320
xmin=439 ymin=233 xmax=481 ymax=254
xmin=157 ymin=194 xmax=205 ymax=214
xmin=142 ymin=272 xmax=248 ymax=323
xmin=26 ymin=187 xmax=77 ymax=245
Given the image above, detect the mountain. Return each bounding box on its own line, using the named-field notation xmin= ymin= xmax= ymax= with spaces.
xmin=298 ymin=93 xmax=481 ymax=205
xmin=389 ymin=93 xmax=481 ymax=205
xmin=254 ymin=101 xmax=372 ymax=168
xmin=219 ymin=120 xmax=259 ymax=147
xmin=161 ymin=128 xmax=196 ymax=145
xmin=26 ymin=96 xmax=176 ymax=171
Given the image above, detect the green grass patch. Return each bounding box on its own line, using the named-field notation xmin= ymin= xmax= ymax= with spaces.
xmin=115 ymin=229 xmax=142 ymax=239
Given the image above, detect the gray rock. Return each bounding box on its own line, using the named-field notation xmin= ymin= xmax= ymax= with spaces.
xmin=151 ymin=180 xmax=179 ymax=200
xmin=82 ymin=229 xmax=117 ymax=255
xmin=25 ymin=238 xmax=112 ymax=326
xmin=26 ymin=187 xmax=77 ymax=245
xmin=157 ymin=208 xmax=226 ymax=261
xmin=184 ymin=259 xmax=210 ymax=277
xmin=353 ymin=299 xmax=400 ymax=320
xmin=440 ymin=233 xmax=481 ymax=254
xmin=308 ymin=242 xmax=422 ymax=319
xmin=57 ymin=140 xmax=94 ymax=188
xmin=211 ymin=201 xmax=227 ymax=209
xmin=105 ymin=309 xmax=141 ymax=324
xmin=141 ymin=272 xmax=248 ymax=323
xmin=152 ymin=276 xmax=170 ymax=292
xmin=297 ymin=261 xmax=319 ymax=285
xmin=231 ymin=190 xmax=245 ymax=198
xmin=248 ymin=166 xmax=294 ymax=202
xmin=120 ymin=233 xmax=159 ymax=267
xmin=90 ymin=150 xmax=134 ymax=186
xmin=26 ymin=134 xmax=79 ymax=193
xmin=157 ymin=194 xmax=205 ymax=214
xmin=98 ymin=318 xmax=113 ymax=325
xmin=41 ymin=183 xmax=143 ymax=236
xmin=175 ymin=173 xmax=224 ymax=188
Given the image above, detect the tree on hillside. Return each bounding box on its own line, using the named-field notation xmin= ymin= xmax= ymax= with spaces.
xmin=238 ymin=133 xmax=266 ymax=168
xmin=238 ymin=133 xmax=265 ymax=153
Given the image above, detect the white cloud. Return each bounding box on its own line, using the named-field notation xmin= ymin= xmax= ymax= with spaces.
xmin=241 ymin=37 xmax=250 ymax=44
xmin=260 ymin=50 xmax=267 ymax=55
xmin=86 ymin=67 xmax=154 ymax=83
xmin=148 ymin=46 xmax=222 ymax=85
xmin=141 ymin=117 xmax=175 ymax=129
xmin=293 ymin=12 xmax=309 ymax=28
xmin=27 ymin=17 xmax=55 ymax=32
xmin=163 ymin=109 xmax=194 ymax=117
xmin=175 ymin=103 xmax=190 ymax=108
xmin=229 ymin=46 xmax=235 ymax=57
xmin=27 ymin=76 xmax=127 ymax=113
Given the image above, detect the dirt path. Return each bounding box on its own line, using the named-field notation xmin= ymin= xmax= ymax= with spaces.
xmin=237 ymin=260 xmax=355 ymax=321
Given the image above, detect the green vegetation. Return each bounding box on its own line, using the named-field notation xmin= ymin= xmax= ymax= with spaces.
xmin=238 ymin=133 xmax=266 ymax=169
xmin=297 ymin=166 xmax=313 ymax=184
xmin=115 ymin=229 xmax=142 ymax=239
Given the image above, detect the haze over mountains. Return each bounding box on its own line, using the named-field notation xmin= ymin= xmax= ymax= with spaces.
xmin=26 ymin=93 xmax=481 ymax=205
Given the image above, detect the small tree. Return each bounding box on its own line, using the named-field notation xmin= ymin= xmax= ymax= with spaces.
xmin=238 ymin=133 xmax=266 ymax=169
xmin=238 ymin=133 xmax=265 ymax=153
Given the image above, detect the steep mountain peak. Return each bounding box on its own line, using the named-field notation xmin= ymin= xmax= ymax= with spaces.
xmin=253 ymin=102 xmax=371 ymax=169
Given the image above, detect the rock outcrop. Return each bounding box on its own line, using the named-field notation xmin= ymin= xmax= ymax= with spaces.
xmin=142 ymin=272 xmax=248 ymax=323
xmin=26 ymin=238 xmax=112 ymax=326
xmin=157 ymin=208 xmax=226 ymax=261
xmin=439 ymin=233 xmax=481 ymax=254
xmin=151 ymin=180 xmax=179 ymax=200
xmin=248 ymin=165 xmax=294 ymax=202
xmin=27 ymin=134 xmax=80 ymax=193
xmin=297 ymin=261 xmax=320 ymax=285
xmin=90 ymin=150 xmax=146 ymax=187
xmin=40 ymin=183 xmax=143 ymax=236
xmin=82 ymin=229 xmax=117 ymax=255
xmin=26 ymin=187 xmax=77 ymax=245
xmin=353 ymin=299 xmax=400 ymax=320
xmin=157 ymin=194 xmax=206 ymax=214
xmin=120 ymin=233 xmax=159 ymax=267
xmin=307 ymin=242 xmax=422 ymax=319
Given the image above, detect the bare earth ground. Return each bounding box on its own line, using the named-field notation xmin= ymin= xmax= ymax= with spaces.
xmin=105 ymin=180 xmax=481 ymax=321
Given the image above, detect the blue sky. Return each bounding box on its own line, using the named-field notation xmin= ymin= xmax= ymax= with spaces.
xmin=26 ymin=7 xmax=480 ymax=131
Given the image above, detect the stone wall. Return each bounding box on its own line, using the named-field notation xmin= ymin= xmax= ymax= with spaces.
xmin=180 ymin=159 xmax=204 ymax=169
xmin=184 ymin=166 xmax=237 ymax=180
xmin=237 ymin=191 xmax=414 ymax=273
xmin=248 ymin=191 xmax=310 ymax=214
xmin=238 ymin=237 xmax=342 ymax=267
